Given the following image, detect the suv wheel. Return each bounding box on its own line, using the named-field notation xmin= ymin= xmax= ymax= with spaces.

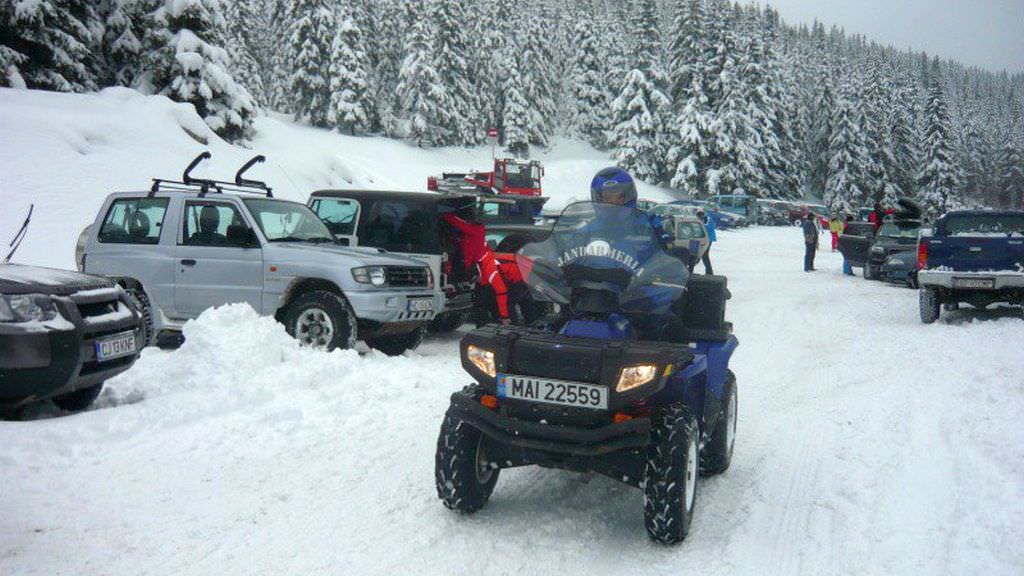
xmin=643 ymin=403 xmax=700 ymax=544
xmin=124 ymin=287 xmax=154 ymax=347
xmin=52 ymin=383 xmax=103 ymax=411
xmin=919 ymin=286 xmax=941 ymax=324
xmin=283 ymin=290 xmax=357 ymax=350
xmin=366 ymin=327 xmax=424 ymax=356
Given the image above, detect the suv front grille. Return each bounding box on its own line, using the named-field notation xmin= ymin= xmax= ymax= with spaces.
xmin=386 ymin=266 xmax=430 ymax=288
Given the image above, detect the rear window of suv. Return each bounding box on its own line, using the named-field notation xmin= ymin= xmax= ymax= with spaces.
xmin=943 ymin=214 xmax=1024 ymax=236
xmin=98 ymin=198 xmax=169 ymax=244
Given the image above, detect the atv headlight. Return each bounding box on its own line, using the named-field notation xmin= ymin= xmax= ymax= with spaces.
xmin=0 ymin=293 xmax=59 ymax=323
xmin=466 ymin=345 xmax=496 ymax=378
xmin=616 ymin=364 xmax=658 ymax=392
xmin=352 ymin=266 xmax=387 ymax=286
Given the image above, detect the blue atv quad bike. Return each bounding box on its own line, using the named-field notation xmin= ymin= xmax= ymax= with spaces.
xmin=435 ymin=202 xmax=738 ymax=544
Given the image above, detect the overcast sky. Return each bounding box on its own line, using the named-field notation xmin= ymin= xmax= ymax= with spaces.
xmin=752 ymin=0 xmax=1024 ymax=74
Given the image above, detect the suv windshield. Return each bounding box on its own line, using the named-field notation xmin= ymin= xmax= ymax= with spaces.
xmin=243 ymin=199 xmax=334 ymax=243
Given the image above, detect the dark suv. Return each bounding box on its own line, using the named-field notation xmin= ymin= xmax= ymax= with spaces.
xmin=1 ymin=264 xmax=142 ymax=411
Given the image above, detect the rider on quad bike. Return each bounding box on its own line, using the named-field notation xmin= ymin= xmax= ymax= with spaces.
xmin=435 ymin=167 xmax=739 ymax=545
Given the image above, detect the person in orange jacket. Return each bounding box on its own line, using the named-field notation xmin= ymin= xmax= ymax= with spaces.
xmin=440 ymin=209 xmax=511 ymax=325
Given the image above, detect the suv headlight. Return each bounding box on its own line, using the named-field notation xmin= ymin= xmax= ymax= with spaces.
xmin=352 ymin=266 xmax=387 ymax=286
xmin=466 ymin=345 xmax=496 ymax=378
xmin=0 ymin=293 xmax=59 ymax=323
xmin=616 ymin=364 xmax=658 ymax=392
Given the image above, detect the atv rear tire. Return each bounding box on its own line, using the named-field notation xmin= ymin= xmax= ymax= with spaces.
xmin=366 ymin=327 xmax=424 ymax=356
xmin=919 ymin=287 xmax=940 ymax=324
xmin=643 ymin=403 xmax=700 ymax=544
xmin=52 ymin=383 xmax=103 ymax=411
xmin=283 ymin=290 xmax=357 ymax=351
xmin=701 ymin=370 xmax=737 ymax=476
xmin=436 ymin=386 xmax=499 ymax=514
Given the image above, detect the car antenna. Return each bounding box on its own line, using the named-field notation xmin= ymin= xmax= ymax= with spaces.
xmin=235 ymin=155 xmax=273 ymax=197
xmin=3 ymin=203 xmax=33 ymax=264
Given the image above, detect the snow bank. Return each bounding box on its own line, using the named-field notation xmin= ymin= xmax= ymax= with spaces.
xmin=0 ymin=87 xmax=673 ymax=270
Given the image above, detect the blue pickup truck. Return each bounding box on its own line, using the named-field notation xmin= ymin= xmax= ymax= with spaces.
xmin=916 ymin=210 xmax=1024 ymax=323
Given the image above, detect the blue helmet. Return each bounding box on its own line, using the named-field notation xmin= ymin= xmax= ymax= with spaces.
xmin=590 ymin=167 xmax=637 ymax=207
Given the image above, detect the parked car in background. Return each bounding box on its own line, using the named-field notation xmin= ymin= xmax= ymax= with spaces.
xmin=865 ymin=221 xmax=922 ymax=280
xmin=81 ymin=154 xmax=442 ymax=356
xmin=1 ymin=264 xmax=142 ymax=411
xmin=917 ymin=210 xmax=1024 ymax=323
xmin=880 ymin=250 xmax=919 ymax=288
xmin=309 ymin=189 xmax=476 ymax=332
xmin=666 ymin=215 xmax=710 ymax=271
xmin=635 ymin=199 xmax=661 ymax=213
xmin=667 ymin=200 xmax=738 ymax=230
xmin=756 ymin=199 xmax=793 ymax=225
xmin=710 ymin=194 xmax=760 ymax=224
xmin=837 ymin=221 xmax=877 ymax=272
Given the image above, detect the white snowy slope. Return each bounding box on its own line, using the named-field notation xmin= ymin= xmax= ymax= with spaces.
xmin=0 ymin=87 xmax=674 ymax=269
xmin=1 ymin=89 xmax=1023 ymax=576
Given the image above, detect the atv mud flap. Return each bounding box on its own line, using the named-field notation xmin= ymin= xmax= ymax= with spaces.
xmin=449 ymin=391 xmax=651 ymax=485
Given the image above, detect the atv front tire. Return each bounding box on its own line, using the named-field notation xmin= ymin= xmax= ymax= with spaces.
xmin=919 ymin=287 xmax=940 ymax=324
xmin=701 ymin=370 xmax=737 ymax=476
xmin=436 ymin=386 xmax=499 ymax=513
xmin=366 ymin=327 xmax=424 ymax=356
xmin=643 ymin=403 xmax=701 ymax=544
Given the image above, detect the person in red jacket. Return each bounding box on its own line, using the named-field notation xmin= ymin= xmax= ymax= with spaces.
xmin=440 ymin=210 xmax=511 ymax=325
xmin=868 ymin=202 xmax=884 ymax=232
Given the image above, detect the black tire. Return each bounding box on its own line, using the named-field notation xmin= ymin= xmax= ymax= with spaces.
xmin=919 ymin=286 xmax=940 ymax=324
xmin=643 ymin=403 xmax=701 ymax=544
xmin=365 ymin=327 xmax=425 ymax=356
xmin=52 ymin=383 xmax=103 ymax=411
xmin=282 ymin=290 xmax=356 ymax=350
xmin=701 ymin=370 xmax=737 ymax=476
xmin=429 ymin=311 xmax=467 ymax=333
xmin=124 ymin=287 xmax=154 ymax=347
xmin=435 ymin=386 xmax=499 ymax=514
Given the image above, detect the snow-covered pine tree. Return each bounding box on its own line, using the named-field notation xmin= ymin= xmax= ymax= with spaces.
xmin=521 ymin=1 xmax=558 ymax=147
xmin=432 ymin=0 xmax=481 ymax=145
xmin=0 ymin=0 xmax=98 ymax=91
xmin=500 ymin=50 xmax=531 ymax=157
xmin=396 ymin=0 xmax=446 ymax=146
xmin=609 ymin=0 xmax=671 ymax=183
xmin=474 ymin=0 xmax=514 ymax=141
xmin=329 ymin=2 xmax=373 ymax=135
xmin=222 ymin=0 xmax=267 ymax=106
xmin=370 ymin=0 xmax=403 ymax=136
xmin=287 ymin=0 xmax=336 ymax=128
xmin=916 ymin=59 xmax=960 ymax=220
xmin=101 ymin=0 xmax=145 ymax=87
xmin=568 ymin=17 xmax=611 ymax=148
xmin=824 ymin=91 xmax=868 ymax=212
xmin=996 ymin=139 xmax=1024 ymax=209
xmin=265 ymin=0 xmax=294 ymax=113
xmin=140 ymin=0 xmax=256 ymax=141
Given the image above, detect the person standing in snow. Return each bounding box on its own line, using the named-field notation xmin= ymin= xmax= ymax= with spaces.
xmin=829 ymin=211 xmax=842 ymax=252
xmin=441 ymin=207 xmax=511 ymax=325
xmin=868 ymin=202 xmax=884 ymax=232
xmin=696 ymin=209 xmax=716 ymax=275
xmin=803 ymin=213 xmax=819 ymax=272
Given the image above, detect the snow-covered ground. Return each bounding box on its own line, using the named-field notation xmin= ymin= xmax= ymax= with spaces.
xmin=1 ymin=89 xmax=1023 ymax=575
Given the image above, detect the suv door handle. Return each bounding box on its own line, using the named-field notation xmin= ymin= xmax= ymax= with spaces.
xmin=181 ymin=259 xmax=197 ymax=266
